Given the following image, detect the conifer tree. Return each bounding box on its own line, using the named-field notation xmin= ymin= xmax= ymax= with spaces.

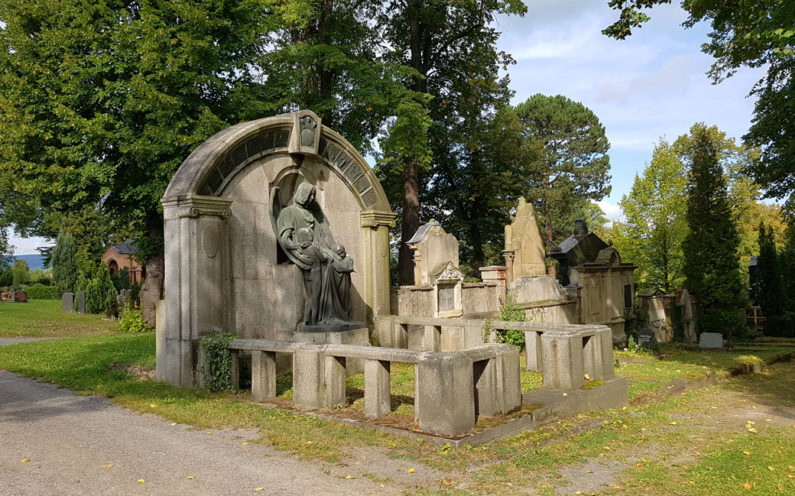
xmin=52 ymin=231 xmax=78 ymax=294
xmin=756 ymin=221 xmax=786 ymax=335
xmin=681 ymin=124 xmax=747 ymax=338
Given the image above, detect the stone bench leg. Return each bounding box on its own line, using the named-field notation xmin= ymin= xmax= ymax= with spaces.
xmin=494 ymin=347 xmax=522 ymax=414
xmin=364 ymin=359 xmax=391 ymax=418
xmin=325 ymin=355 xmax=347 ymax=409
xmin=251 ymin=351 xmax=276 ymax=401
xmin=541 ymin=331 xmax=585 ymax=390
xmin=293 ymin=348 xmax=325 ymax=410
xmin=597 ymin=327 xmax=615 ymax=379
xmin=473 ymin=359 xmax=498 ymax=416
xmin=423 ymin=325 xmax=441 ymax=351
xmin=524 ymin=330 xmax=543 ymax=371
xmin=416 ymin=354 xmax=475 ymax=437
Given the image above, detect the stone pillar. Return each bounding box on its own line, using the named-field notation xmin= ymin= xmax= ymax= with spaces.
xmin=502 ymin=251 xmax=515 ymax=286
xmin=293 ymin=347 xmax=325 ymax=410
xmin=473 ymin=359 xmax=498 ymax=416
xmin=159 ymin=195 xmax=232 ymax=387
xmin=361 ymin=211 xmax=397 ymax=322
xmin=364 ymin=359 xmax=391 ymax=418
xmin=416 ymin=354 xmax=475 ymax=437
xmin=324 ymin=355 xmax=347 ymax=409
xmin=494 ymin=345 xmax=522 ymax=414
xmin=230 ymin=350 xmax=240 ymax=390
xmin=479 ymin=266 xmax=507 ymax=303
xmin=541 ymin=330 xmax=585 ymax=390
xmin=252 ymin=350 xmax=277 ymax=401
xmin=524 ymin=330 xmax=543 ymax=371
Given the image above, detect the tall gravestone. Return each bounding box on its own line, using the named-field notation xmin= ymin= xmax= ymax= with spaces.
xmin=77 ymin=290 xmax=86 ymax=314
xmin=158 ymin=111 xmax=395 ymax=387
xmin=62 ymin=292 xmax=75 ymax=312
xmin=503 ymin=197 xmax=546 ymax=283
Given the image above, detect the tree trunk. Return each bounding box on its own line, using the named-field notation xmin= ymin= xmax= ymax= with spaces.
xmin=397 ymin=0 xmax=426 ymax=286
xmin=399 ymin=162 xmax=420 ymax=285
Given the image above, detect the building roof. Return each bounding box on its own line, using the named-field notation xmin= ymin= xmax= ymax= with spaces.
xmin=407 ymin=219 xmax=441 ymax=244
xmin=111 ymin=239 xmax=138 ymax=255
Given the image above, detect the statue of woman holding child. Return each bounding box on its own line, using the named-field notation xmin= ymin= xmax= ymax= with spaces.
xmin=273 ymin=182 xmax=354 ymax=326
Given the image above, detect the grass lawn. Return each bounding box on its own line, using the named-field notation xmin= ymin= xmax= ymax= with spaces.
xmin=0 ymin=299 xmax=117 ymax=337
xmin=0 ymin=318 xmax=792 ymax=494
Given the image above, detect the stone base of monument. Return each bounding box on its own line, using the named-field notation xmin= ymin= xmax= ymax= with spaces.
xmin=294 ymin=325 xmax=369 ymax=375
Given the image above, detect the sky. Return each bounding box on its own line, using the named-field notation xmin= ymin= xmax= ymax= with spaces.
xmin=7 ymin=1 xmax=766 ymax=254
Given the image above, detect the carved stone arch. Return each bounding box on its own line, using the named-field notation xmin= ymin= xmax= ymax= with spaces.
xmin=159 ymin=111 xmax=395 ymax=387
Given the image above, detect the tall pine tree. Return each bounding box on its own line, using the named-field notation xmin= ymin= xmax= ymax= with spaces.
xmin=681 ymin=124 xmax=747 ymax=338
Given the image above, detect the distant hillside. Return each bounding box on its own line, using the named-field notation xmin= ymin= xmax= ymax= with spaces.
xmin=13 ymin=254 xmax=48 ymax=271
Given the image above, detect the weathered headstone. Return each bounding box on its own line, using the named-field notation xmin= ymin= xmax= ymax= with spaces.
xmin=8 ymin=289 xmax=15 ymax=302
xmin=77 ymin=291 xmax=86 ymax=314
xmin=504 ymin=197 xmax=546 ymax=282
xmin=14 ymin=290 xmax=27 ymax=303
xmin=698 ymin=332 xmax=723 ymax=348
xmin=407 ymin=220 xmax=460 ymax=286
xmin=62 ymin=292 xmax=75 ymax=312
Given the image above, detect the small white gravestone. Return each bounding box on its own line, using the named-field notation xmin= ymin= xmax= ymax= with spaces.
xmin=698 ymin=332 xmax=723 ymax=348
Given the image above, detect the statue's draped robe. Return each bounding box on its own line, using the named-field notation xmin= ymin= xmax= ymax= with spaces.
xmin=276 ymin=194 xmax=352 ymax=325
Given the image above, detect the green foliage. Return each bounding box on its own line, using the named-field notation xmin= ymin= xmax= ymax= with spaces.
xmin=199 ymin=333 xmax=237 ymax=392
xmin=105 ymin=287 xmax=119 ymax=318
xmin=52 ymin=231 xmax=78 ymax=293
xmin=11 ymin=258 xmax=29 ymax=286
xmin=681 ymin=124 xmax=747 ymax=338
xmin=744 ymin=57 xmax=795 ymax=211
xmin=498 ymin=294 xmax=526 ymax=350
xmin=118 ymin=310 xmax=153 ymax=334
xmin=514 ymin=94 xmax=611 ymax=248
xmin=0 ymin=269 xmax=12 ymax=287
xmin=757 ymin=221 xmax=795 ymax=337
xmin=23 ymin=284 xmax=60 ymax=300
xmin=111 ymin=267 xmax=131 ymax=292
xmin=86 ymin=264 xmax=115 ymax=314
xmin=611 ymin=139 xmax=688 ymax=292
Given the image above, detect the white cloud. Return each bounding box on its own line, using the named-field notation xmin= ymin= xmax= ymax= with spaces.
xmin=6 ymin=233 xmax=53 ymax=255
xmin=596 ymin=200 xmax=624 ymax=224
xmin=495 ymin=0 xmax=766 ymax=203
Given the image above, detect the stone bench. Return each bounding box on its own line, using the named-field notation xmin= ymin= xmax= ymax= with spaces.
xmin=226 ymin=339 xmax=521 ymax=437
xmin=375 ymin=315 xmax=592 ymax=372
xmin=540 ymin=326 xmax=614 ymax=390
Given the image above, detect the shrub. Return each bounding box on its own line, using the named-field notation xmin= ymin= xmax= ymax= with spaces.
xmin=105 ymin=287 xmax=119 ymax=318
xmin=85 ymin=278 xmax=105 ymax=313
xmin=498 ymin=293 xmax=526 ymax=350
xmin=24 ymin=284 xmax=60 ymax=300
xmin=118 ymin=310 xmax=153 ymax=333
xmin=199 ymin=333 xmax=237 ymax=391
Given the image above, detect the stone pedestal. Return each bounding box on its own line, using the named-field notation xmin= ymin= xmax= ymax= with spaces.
xmin=294 ymin=326 xmax=370 ymax=374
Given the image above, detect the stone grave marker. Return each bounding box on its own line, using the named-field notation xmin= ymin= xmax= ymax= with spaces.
xmin=62 ymin=292 xmax=75 ymax=312
xmin=77 ymin=291 xmax=86 ymax=314
xmin=637 ymin=330 xmax=655 ymax=348
xmin=698 ymin=332 xmax=723 ymax=348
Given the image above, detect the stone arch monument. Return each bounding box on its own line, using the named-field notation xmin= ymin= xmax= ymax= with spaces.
xmin=158 ymin=110 xmax=395 ymax=386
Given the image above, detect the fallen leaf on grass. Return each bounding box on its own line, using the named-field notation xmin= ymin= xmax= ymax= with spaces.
xmin=103 ymin=464 xmax=113 ymax=469
xmin=255 ymin=487 xmax=264 ymax=492
xmin=187 ymin=476 xmax=194 ymax=480
xmin=408 ymin=468 xmax=415 ymax=473
xmin=743 ymin=482 xmax=752 ymax=489
xmin=21 ymin=459 xmax=29 ymax=463
xmin=137 ymin=479 xmax=145 ymax=484
xmin=441 ymin=480 xmax=452 ymax=486
xmin=149 ymin=404 xmax=156 ymax=408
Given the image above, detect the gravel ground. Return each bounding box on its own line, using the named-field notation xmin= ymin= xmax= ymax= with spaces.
xmin=0 ymin=370 xmax=402 ymax=495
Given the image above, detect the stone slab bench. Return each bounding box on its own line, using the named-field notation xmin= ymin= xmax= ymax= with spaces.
xmin=224 ymin=339 xmax=521 ymax=437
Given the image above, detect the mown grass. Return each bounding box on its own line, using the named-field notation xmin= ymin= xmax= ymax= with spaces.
xmin=0 ymin=299 xmax=117 ymax=337
xmin=1 ymin=316 xmax=792 ymax=494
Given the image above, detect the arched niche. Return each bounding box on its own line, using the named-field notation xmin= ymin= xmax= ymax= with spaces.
xmin=158 ymin=110 xmax=395 ymax=387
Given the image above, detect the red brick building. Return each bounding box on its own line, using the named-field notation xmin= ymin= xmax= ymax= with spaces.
xmin=102 ymin=240 xmax=144 ymax=285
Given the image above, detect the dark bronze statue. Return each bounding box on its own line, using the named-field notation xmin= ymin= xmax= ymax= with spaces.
xmin=272 ymin=182 xmax=354 ymax=326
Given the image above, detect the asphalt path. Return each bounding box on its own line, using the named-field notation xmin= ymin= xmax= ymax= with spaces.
xmin=0 ymin=343 xmax=398 ymax=495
